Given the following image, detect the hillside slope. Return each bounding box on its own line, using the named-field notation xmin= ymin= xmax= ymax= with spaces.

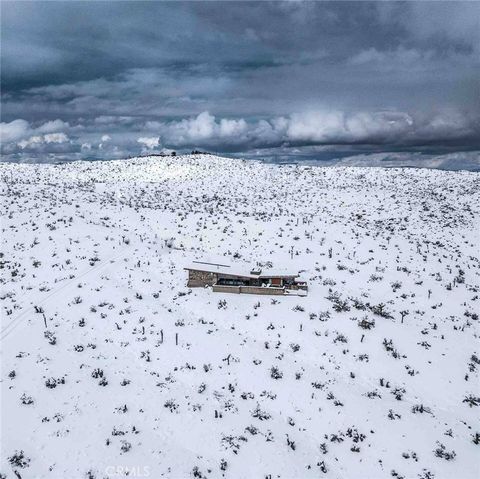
xmin=1 ymin=155 xmax=479 ymax=479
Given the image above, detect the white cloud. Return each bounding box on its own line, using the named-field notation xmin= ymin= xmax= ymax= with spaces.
xmin=135 ymin=109 xmax=477 ymax=150
xmin=349 ymin=47 xmax=431 ymax=71
xmin=284 ymin=110 xmax=423 ymax=144
xmin=286 ymin=111 xmax=345 ymax=142
xmin=37 ymin=119 xmax=70 ymax=134
xmin=174 ymin=111 xmax=216 ymax=141
xmin=1 ymin=118 xmax=70 ymax=147
xmin=44 ymin=132 xmax=69 ymax=143
xmin=163 ymin=112 xmax=250 ymax=145
xmin=219 ymin=118 xmax=248 ymax=137
xmin=18 ymin=135 xmax=44 ymax=149
xmin=0 ymin=119 xmax=31 ymax=143
xmin=137 ymin=136 xmax=160 ymax=149
xmin=17 ymin=132 xmax=69 ymax=149
xmin=2 ymin=108 xmax=478 ymax=162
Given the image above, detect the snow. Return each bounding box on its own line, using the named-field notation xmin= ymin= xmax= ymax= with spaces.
xmin=1 ymin=154 xmax=479 ymax=479
xmin=185 ymin=261 xmax=263 ymax=279
xmin=184 ymin=260 xmax=299 ymax=280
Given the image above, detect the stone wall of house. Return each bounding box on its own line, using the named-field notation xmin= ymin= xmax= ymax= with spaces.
xmin=212 ymin=284 xmax=241 ymax=294
xmin=187 ymin=269 xmax=217 ymax=287
xmin=212 ymin=284 xmax=286 ymax=296
xmin=241 ymin=286 xmax=286 ymax=295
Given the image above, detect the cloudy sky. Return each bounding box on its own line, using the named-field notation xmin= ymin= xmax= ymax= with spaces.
xmin=1 ymin=1 xmax=479 ymax=164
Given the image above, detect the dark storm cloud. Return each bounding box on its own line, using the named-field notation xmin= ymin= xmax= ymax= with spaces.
xmin=1 ymin=1 xmax=479 ymax=163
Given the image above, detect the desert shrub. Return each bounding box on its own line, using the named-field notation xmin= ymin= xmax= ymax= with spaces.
xmin=120 ymin=440 xmax=132 ymax=453
xmin=98 ymin=377 xmax=108 ymax=387
xmin=370 ymin=303 xmax=393 ymax=319
xmin=44 ymin=330 xmax=57 ymax=345
xmin=391 ymin=387 xmax=406 ymax=400
xmin=391 ymin=281 xmax=402 ymax=292
xmin=270 ymin=366 xmax=283 ymax=380
xmin=358 ymin=317 xmax=375 ymax=330
xmin=20 ymin=393 xmax=34 ymax=405
xmin=164 ymin=399 xmax=178 ymax=412
xmin=433 ymin=442 xmax=456 ymax=460
xmin=45 ymin=377 xmax=65 ymax=389
xmin=351 ymin=298 xmax=367 ymax=310
xmin=318 ymin=311 xmax=330 ymax=321
xmin=290 ymin=343 xmax=300 ymax=352
xmin=91 ymin=368 xmax=104 ymax=379
xmin=8 ymin=450 xmax=30 ymax=469
xmin=411 ymin=404 xmax=432 ymax=415
xmin=332 ymin=299 xmax=350 ymax=313
xmin=251 ymin=404 xmax=271 ymax=421
xmin=463 ymin=394 xmax=479 ymax=407
xmin=383 ymin=339 xmax=401 ymax=359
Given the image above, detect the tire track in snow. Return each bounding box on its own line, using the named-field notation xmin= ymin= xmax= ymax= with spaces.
xmin=0 ymin=245 xmax=130 ymax=341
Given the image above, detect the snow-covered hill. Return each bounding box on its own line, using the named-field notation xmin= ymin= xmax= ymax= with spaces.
xmin=1 ymin=154 xmax=479 ymax=479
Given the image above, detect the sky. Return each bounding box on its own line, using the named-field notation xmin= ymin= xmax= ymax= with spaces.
xmin=1 ymin=1 xmax=479 ymax=165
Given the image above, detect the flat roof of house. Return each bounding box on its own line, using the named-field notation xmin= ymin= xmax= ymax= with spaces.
xmin=184 ymin=260 xmax=299 ymax=279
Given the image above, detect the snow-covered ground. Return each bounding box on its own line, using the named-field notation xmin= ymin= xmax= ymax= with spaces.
xmin=1 ymin=154 xmax=479 ymax=479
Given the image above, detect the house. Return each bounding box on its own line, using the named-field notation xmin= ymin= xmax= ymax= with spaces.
xmin=184 ymin=260 xmax=308 ymax=296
